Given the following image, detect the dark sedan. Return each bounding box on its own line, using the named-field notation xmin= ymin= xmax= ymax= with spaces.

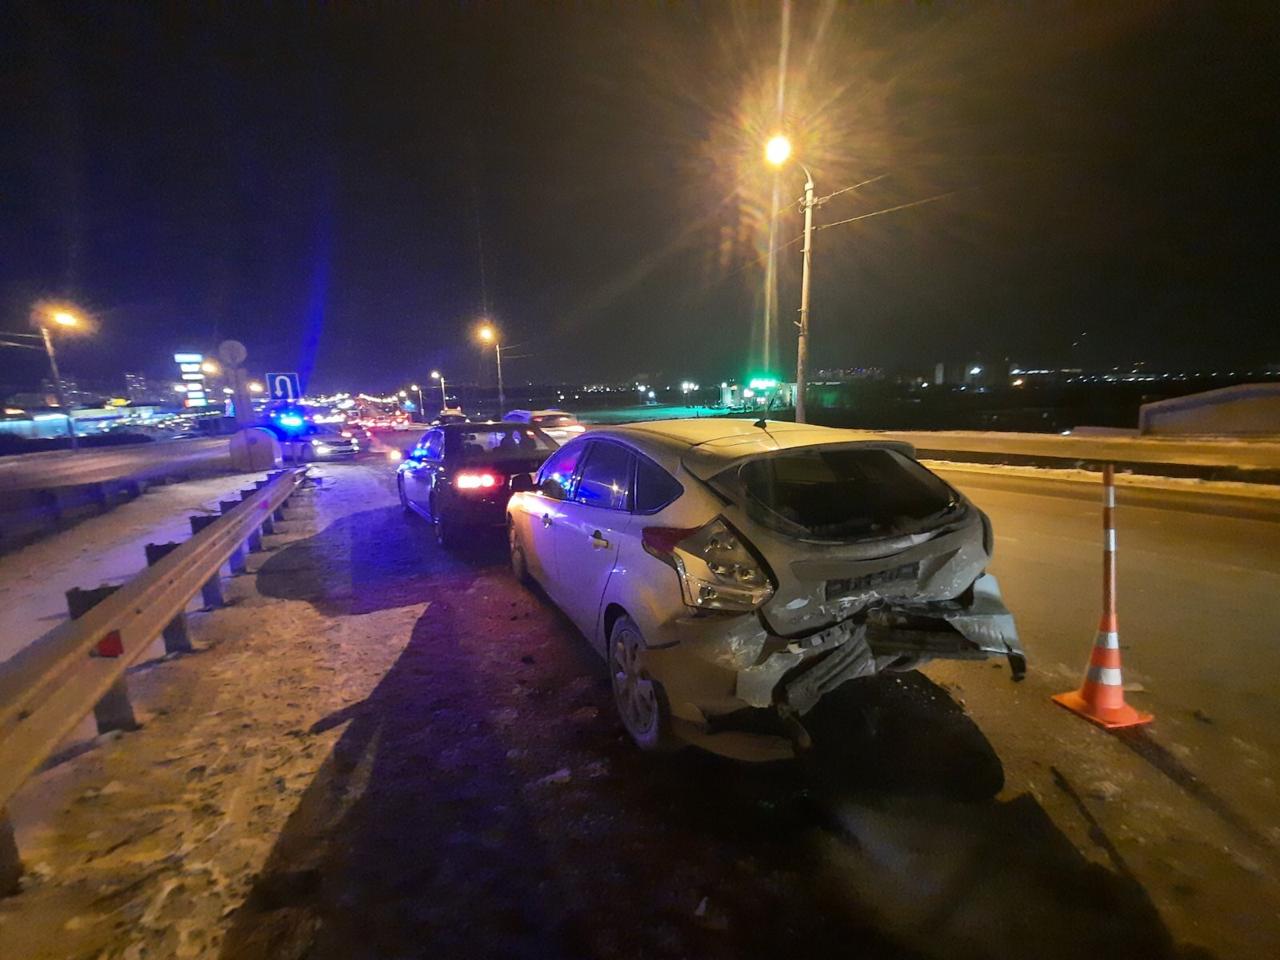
xmin=396 ymin=422 xmax=558 ymax=546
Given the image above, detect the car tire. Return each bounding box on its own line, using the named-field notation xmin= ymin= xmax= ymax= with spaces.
xmin=509 ymin=523 xmax=533 ymax=584
xmin=432 ymin=498 xmax=460 ymax=549
xmin=609 ymin=615 xmax=680 ymax=752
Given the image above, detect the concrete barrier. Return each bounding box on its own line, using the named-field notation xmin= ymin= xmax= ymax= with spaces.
xmin=1139 ymin=383 xmax=1280 ymax=437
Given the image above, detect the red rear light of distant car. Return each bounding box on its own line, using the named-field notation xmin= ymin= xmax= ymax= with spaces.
xmin=455 ymin=471 xmax=499 ymax=491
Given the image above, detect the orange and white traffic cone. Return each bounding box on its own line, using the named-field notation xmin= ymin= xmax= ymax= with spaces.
xmin=1052 ymin=464 xmax=1153 ymax=730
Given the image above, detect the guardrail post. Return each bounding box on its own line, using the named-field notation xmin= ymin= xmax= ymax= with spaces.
xmin=254 ymin=480 xmax=277 ymax=534
xmin=239 ymin=489 xmax=264 ymax=551
xmin=0 ymin=807 xmax=20 ymax=896
xmin=188 ymin=515 xmax=225 ymax=607
xmin=218 ymin=500 xmax=247 ymax=573
xmin=143 ymin=543 xmax=194 ymax=654
xmin=67 ymin=586 xmax=138 ymax=734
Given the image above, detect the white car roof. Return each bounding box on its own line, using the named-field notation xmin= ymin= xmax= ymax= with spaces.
xmin=584 ymin=418 xmax=914 ymax=480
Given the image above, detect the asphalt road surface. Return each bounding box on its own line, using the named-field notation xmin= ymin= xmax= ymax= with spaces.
xmin=936 ymin=467 xmax=1280 ymax=827
xmin=2 ymin=458 xmax=1277 ymax=959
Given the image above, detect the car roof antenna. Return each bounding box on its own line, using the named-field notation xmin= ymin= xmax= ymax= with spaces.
xmin=753 ymin=418 xmax=769 ymax=429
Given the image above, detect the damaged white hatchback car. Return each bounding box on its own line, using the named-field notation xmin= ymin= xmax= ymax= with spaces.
xmin=507 ymin=419 xmax=1025 ymax=760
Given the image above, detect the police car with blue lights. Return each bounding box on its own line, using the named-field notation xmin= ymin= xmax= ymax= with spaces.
xmin=265 ymin=409 xmax=361 ymax=461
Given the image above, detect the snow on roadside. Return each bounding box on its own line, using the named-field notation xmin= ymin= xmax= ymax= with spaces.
xmin=0 ymin=464 xmax=423 ymax=959
xmin=923 ymin=458 xmax=1280 ymax=500
xmin=0 ymin=472 xmax=277 ymax=665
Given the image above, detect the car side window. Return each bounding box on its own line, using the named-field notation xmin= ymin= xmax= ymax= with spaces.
xmin=537 ymin=443 xmax=585 ymax=500
xmin=634 ymin=455 xmax=683 ymax=513
xmin=423 ymin=431 xmax=444 ymax=461
xmin=575 ymin=441 xmax=634 ymax=511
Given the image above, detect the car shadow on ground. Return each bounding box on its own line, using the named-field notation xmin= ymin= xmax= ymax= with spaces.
xmin=619 ymin=672 xmax=1195 ymax=960
xmin=225 ymin=503 xmax=1192 ymax=960
xmin=254 ymin=505 xmax=501 ymax=616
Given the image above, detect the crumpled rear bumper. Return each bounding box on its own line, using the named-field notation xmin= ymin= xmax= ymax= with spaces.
xmin=736 ymin=574 xmax=1025 ymax=715
xmin=643 ymin=574 xmax=1024 ymax=756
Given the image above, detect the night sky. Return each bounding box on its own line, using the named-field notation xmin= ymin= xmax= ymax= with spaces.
xmin=2 ymin=2 xmax=1277 ymax=393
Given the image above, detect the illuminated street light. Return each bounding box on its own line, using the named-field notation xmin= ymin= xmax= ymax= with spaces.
xmin=201 ymin=360 xmax=220 ymax=375
xmin=27 ymin=303 xmax=90 ymax=449
xmin=410 ymin=383 xmax=424 ymax=414
xmin=475 ymin=322 xmax=505 ymax=413
xmin=247 ymin=380 xmax=264 ymax=394
xmin=764 ymin=135 xmax=792 ymax=168
xmin=431 ymin=369 xmax=447 ymax=409
xmin=765 ymin=134 xmax=815 ymax=423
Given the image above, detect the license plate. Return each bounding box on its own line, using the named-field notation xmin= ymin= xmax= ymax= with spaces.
xmin=825 ymin=561 xmax=919 ymax=601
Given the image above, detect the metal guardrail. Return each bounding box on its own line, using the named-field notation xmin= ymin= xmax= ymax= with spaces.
xmin=875 ymin=430 xmax=1280 ymax=482
xmin=0 ymin=437 xmax=232 ymax=493
xmin=0 ymin=467 xmax=307 ymax=893
xmin=0 ymin=438 xmax=236 ymax=552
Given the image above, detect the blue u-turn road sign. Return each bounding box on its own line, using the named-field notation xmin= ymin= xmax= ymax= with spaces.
xmin=266 ymin=372 xmax=302 ymax=402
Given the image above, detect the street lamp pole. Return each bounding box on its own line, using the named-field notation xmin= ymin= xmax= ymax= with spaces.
xmin=40 ymin=319 xmax=78 ymax=449
xmin=494 ymin=339 xmax=505 ymax=414
xmin=431 ymin=371 xmax=447 ymax=409
xmin=796 ymin=165 xmax=815 ymax=424
xmin=765 ymin=135 xmax=815 ymax=423
xmin=476 ymin=324 xmax=505 ymax=415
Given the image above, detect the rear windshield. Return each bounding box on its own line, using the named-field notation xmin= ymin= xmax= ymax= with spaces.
xmin=447 ymin=426 xmax=556 ymax=462
xmin=719 ymin=446 xmax=960 ymax=540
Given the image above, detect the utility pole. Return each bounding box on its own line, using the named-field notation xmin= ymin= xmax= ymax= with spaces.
xmin=796 ymin=167 xmax=815 ymax=424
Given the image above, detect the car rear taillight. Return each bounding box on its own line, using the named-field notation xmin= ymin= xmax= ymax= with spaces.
xmin=455 ymin=471 xmax=499 ymax=491
xmin=642 ymin=517 xmax=774 ymax=612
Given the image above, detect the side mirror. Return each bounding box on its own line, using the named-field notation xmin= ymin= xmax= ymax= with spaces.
xmin=510 ymin=473 xmax=535 ymax=493
xmin=538 ymin=478 xmax=567 ymax=500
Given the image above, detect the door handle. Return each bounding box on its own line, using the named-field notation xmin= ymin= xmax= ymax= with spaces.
xmin=541 ymin=514 xmax=552 ymax=528
xmin=590 ymin=530 xmax=609 ymax=549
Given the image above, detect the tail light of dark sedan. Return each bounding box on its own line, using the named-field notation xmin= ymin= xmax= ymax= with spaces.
xmin=642 ymin=517 xmax=775 ymax=612
xmin=455 ymin=471 xmax=500 ymax=491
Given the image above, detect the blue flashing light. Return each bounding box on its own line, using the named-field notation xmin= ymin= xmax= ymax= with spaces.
xmin=274 ymin=411 xmax=306 ymax=434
